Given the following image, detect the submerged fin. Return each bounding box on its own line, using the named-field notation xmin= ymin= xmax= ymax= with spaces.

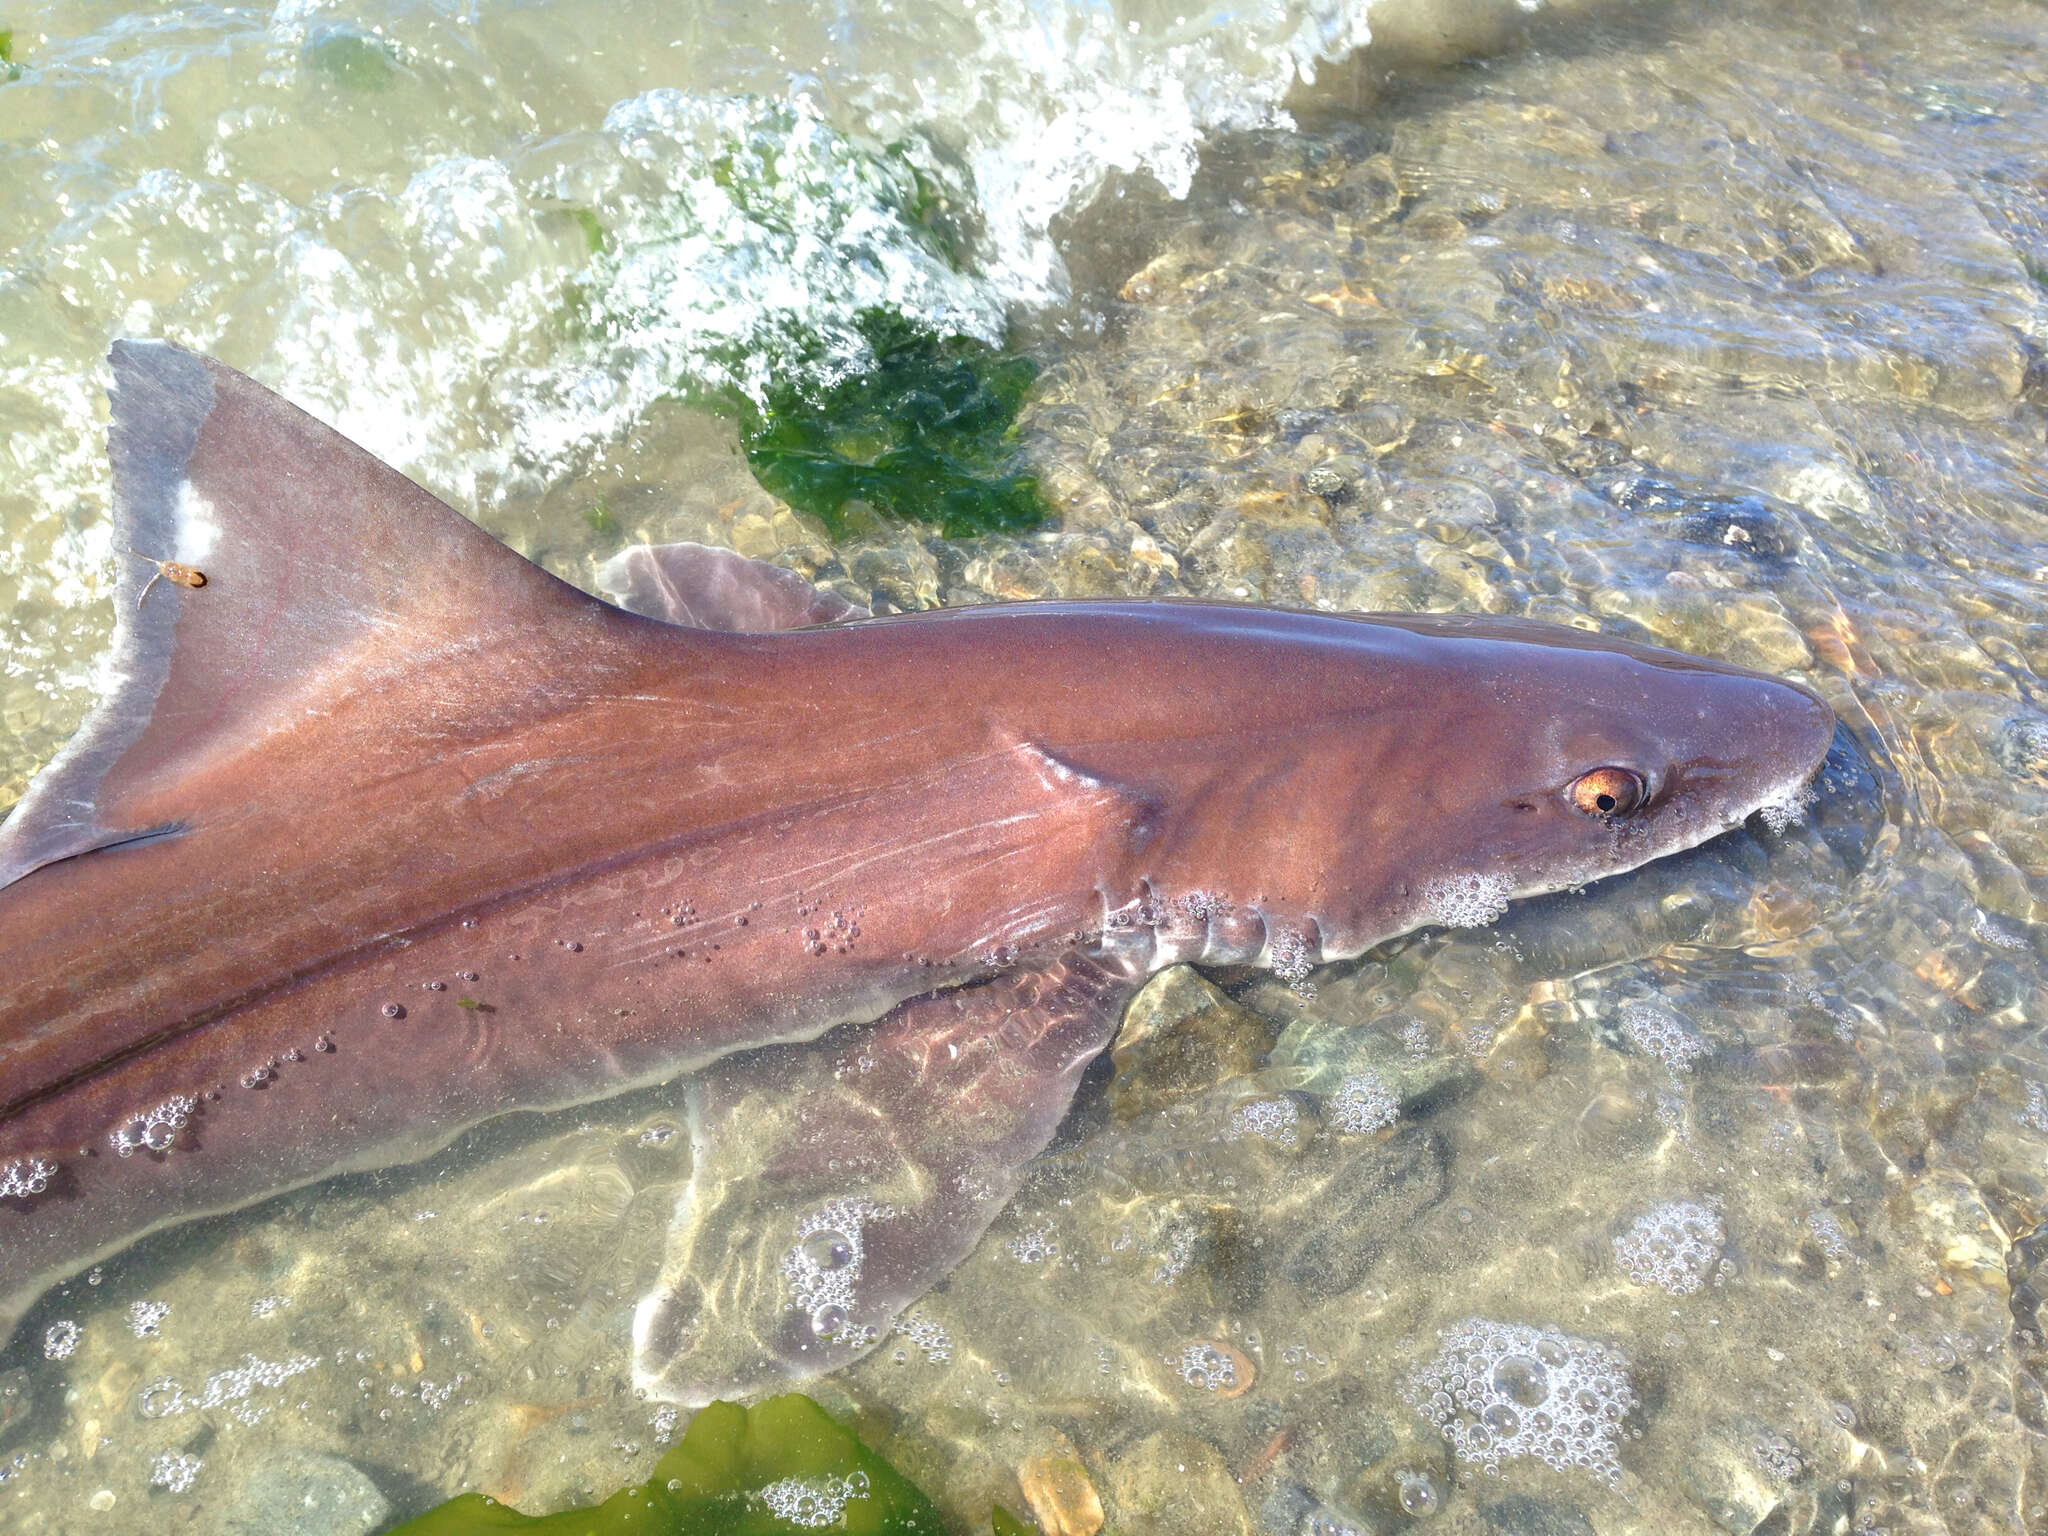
xmin=631 ymin=953 xmax=1139 ymax=1405
xmin=0 ymin=342 xmax=617 ymax=889
xmin=595 ymin=542 xmax=868 ymax=631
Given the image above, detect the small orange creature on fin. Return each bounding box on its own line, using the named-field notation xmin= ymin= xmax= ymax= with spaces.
xmin=126 ymin=549 xmax=207 ymax=608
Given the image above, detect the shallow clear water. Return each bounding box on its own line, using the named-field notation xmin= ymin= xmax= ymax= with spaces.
xmin=4 ymin=0 xmax=2048 ymax=1532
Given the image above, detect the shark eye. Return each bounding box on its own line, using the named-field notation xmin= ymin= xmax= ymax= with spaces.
xmin=1568 ymin=767 xmax=1645 ymax=818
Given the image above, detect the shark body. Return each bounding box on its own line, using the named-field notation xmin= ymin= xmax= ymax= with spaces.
xmin=0 ymin=343 xmax=1834 ymax=1396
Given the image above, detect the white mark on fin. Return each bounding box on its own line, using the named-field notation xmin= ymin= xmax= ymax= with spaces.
xmin=174 ymin=481 xmax=222 ymax=566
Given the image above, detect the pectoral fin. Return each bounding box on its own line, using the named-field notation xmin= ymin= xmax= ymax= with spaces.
xmin=631 ymin=953 xmax=1138 ymax=1405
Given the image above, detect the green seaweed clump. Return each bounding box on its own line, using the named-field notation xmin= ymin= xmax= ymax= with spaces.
xmin=1 ymin=29 xmax=19 ymax=82
xmin=383 ymin=1394 xmax=1037 ymax=1535
xmin=727 ymin=312 xmax=1043 ymax=541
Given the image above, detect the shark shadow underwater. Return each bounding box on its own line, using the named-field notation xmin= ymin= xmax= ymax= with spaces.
xmin=0 ymin=342 xmax=1836 ymax=1404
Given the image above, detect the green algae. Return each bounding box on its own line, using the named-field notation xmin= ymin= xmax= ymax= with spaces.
xmin=553 ymin=98 xmax=1040 ymax=540
xmin=303 ymin=22 xmax=401 ymax=91
xmin=720 ymin=311 xmax=1044 ymax=540
xmin=383 ymin=1395 xmax=1038 ymax=1535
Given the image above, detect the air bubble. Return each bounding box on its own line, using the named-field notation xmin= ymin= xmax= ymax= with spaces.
xmin=1396 ymin=1471 xmax=1440 ymax=1516
xmin=799 ymin=1230 xmax=855 ymax=1272
xmin=810 ymin=1304 xmax=848 ymax=1337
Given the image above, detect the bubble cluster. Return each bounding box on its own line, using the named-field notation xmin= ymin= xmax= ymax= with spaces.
xmin=1753 ymin=1431 xmax=1806 ymax=1484
xmin=1806 ymin=1209 xmax=1852 ymax=1263
xmin=1612 ymin=1201 xmax=1726 ymax=1295
xmin=1404 ymin=1319 xmax=1635 ymax=1486
xmin=150 ymin=1452 xmax=202 ymax=1493
xmin=1619 ymin=1002 xmax=1710 ymax=1072
xmin=1153 ymin=1221 xmax=1197 ymax=1286
xmin=109 ymin=1094 xmax=198 ymax=1157
xmin=43 ymin=1321 xmax=80 ymax=1360
xmin=1225 ymin=1096 xmax=1301 ymax=1148
xmin=758 ymin=1470 xmax=871 ymax=1528
xmin=128 ymin=1300 xmax=170 ymax=1337
xmin=1424 ymin=872 xmax=1512 ymax=929
xmin=135 ymin=1353 xmax=319 ymax=1420
xmin=781 ymin=1197 xmax=891 ymax=1346
xmin=1330 ymin=1071 xmax=1398 ymax=1134
xmin=1175 ymin=1342 xmax=1242 ymax=1392
xmin=894 ymin=1308 xmax=952 ymax=1364
xmin=1267 ymin=925 xmax=1316 ymax=995
xmin=1756 ymin=784 xmax=1813 ymax=834
xmin=0 ymin=1156 xmax=56 ymax=1200
xmin=1007 ymin=1221 xmax=1059 ymax=1263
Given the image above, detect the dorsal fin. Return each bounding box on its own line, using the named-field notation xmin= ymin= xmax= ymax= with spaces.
xmin=0 ymin=341 xmax=620 ymax=889
xmin=595 ymin=542 xmax=868 ymax=631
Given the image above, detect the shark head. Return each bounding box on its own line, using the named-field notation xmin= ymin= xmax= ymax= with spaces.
xmin=1055 ymin=606 xmax=1839 ymax=975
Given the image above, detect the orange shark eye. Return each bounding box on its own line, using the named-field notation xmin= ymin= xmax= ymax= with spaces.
xmin=1568 ymin=767 xmax=1645 ymax=818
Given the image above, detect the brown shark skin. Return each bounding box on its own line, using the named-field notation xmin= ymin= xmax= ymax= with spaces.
xmin=0 ymin=343 xmax=1836 ymax=1346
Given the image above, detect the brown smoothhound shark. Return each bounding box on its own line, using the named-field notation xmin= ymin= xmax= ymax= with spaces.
xmin=0 ymin=342 xmax=1835 ymax=1401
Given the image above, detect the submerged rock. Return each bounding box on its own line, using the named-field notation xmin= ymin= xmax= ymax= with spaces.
xmin=1276 ymin=1129 xmax=1450 ymax=1299
xmin=225 ymin=1449 xmax=391 ymax=1536
xmin=1109 ymin=967 xmax=1278 ymax=1119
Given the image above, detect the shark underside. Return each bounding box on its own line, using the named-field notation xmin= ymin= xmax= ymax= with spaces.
xmin=0 ymin=344 xmax=1835 ymax=1400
